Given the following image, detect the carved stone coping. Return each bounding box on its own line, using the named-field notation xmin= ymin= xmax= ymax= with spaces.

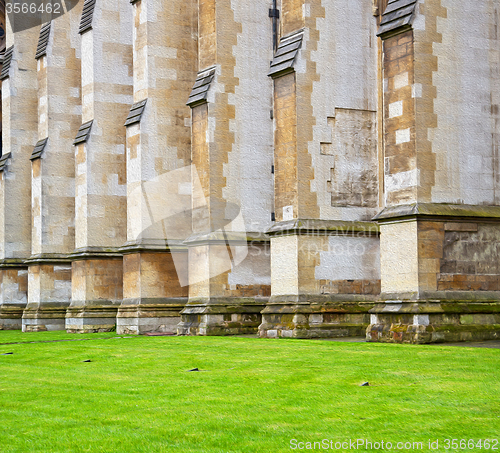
xmin=0 ymin=258 xmax=28 ymax=269
xmin=371 ymin=300 xmax=500 ymax=313
xmin=183 ymin=231 xmax=270 ymax=247
xmin=25 ymin=254 xmax=73 ymax=265
xmin=181 ymin=297 xmax=267 ymax=314
xmin=267 ymin=219 xmax=380 ymax=237
xmin=379 ymin=291 xmax=500 ymax=303
xmin=118 ymin=239 xmax=187 ymax=255
xmin=374 ymin=203 xmax=500 ymax=223
xmin=67 ymin=247 xmax=123 ymax=260
xmin=266 ymin=294 xmax=378 ymax=306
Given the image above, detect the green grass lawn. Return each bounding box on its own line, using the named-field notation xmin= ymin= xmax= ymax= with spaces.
xmin=0 ymin=331 xmax=499 ymax=453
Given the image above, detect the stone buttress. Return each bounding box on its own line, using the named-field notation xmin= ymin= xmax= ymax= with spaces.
xmin=368 ymin=0 xmax=500 ymax=343
xmin=1 ymin=0 xmax=499 ymax=344
xmin=0 ymin=18 xmax=38 ymax=329
xmin=178 ymin=0 xmax=274 ymax=335
xmin=259 ymin=0 xmax=381 ymax=338
xmin=23 ymin=4 xmax=83 ymax=332
xmin=116 ymin=0 xmax=197 ymax=335
xmin=66 ymin=0 xmax=133 ymax=332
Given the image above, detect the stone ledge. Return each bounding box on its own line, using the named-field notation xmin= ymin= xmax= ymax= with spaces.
xmin=118 ymin=240 xmax=186 ymax=254
xmin=118 ymin=297 xmax=188 ymax=309
xmin=260 ymin=324 xmax=369 ymax=339
xmin=67 ymin=247 xmax=124 ymax=260
xmin=66 ymin=300 xmax=122 ymax=310
xmin=267 ymin=219 xmax=380 ymax=237
xmin=181 ymin=298 xmax=268 ymax=315
xmin=381 ymin=290 xmax=500 ymax=302
xmin=25 ymin=254 xmax=73 ymax=265
xmin=23 ymin=301 xmax=71 ymax=311
xmin=0 ymin=259 xmax=29 ymax=269
xmin=183 ymin=231 xmax=269 ymax=246
xmin=370 ymin=301 xmax=500 ymax=314
xmin=374 ymin=203 xmax=500 ymax=222
xmin=267 ymin=294 xmax=378 ymax=306
xmin=367 ymin=323 xmax=500 ymax=344
xmin=0 ymin=304 xmax=26 ymax=315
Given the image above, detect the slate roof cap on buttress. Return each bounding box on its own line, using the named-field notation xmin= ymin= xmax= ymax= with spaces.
xmin=377 ymin=0 xmax=418 ymax=38
xmin=267 ymin=29 xmax=304 ymax=78
xmin=31 ymin=138 xmax=48 ymax=160
xmin=35 ymin=22 xmax=51 ymax=59
xmin=79 ymin=0 xmax=96 ymax=34
xmin=187 ymin=67 xmax=216 ymax=107
xmin=0 ymin=46 xmax=14 ymax=80
xmin=124 ymin=99 xmax=147 ymax=126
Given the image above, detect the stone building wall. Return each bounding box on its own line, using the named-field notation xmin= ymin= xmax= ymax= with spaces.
xmin=369 ymin=0 xmax=500 ymax=343
xmin=118 ymin=0 xmax=197 ymax=335
xmin=23 ymin=2 xmax=83 ymax=332
xmin=179 ymin=0 xmax=274 ymax=335
xmin=0 ymin=0 xmax=499 ymax=343
xmin=0 ymin=14 xmax=38 ymax=329
xmin=66 ymin=0 xmax=133 ymax=332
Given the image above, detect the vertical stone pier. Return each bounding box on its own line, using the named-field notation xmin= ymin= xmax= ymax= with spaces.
xmin=259 ymin=0 xmax=381 ymax=338
xmin=368 ymin=0 xmax=500 ymax=343
xmin=178 ymin=0 xmax=274 ymax=335
xmin=0 ymin=19 xmax=38 ymax=329
xmin=116 ymin=0 xmax=197 ymax=335
xmin=23 ymin=5 xmax=82 ymax=331
xmin=66 ymin=0 xmax=133 ymax=332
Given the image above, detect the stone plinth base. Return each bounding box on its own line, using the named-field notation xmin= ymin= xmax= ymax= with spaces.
xmin=367 ymin=299 xmax=500 ymax=344
xmin=0 ymin=267 xmax=29 ymax=330
xmin=0 ymin=307 xmax=25 ymax=330
xmin=373 ymin=204 xmax=500 ymax=343
xmin=178 ymin=297 xmax=266 ymax=335
xmin=67 ymin=254 xmax=124 ymax=333
xmin=259 ymin=295 xmax=376 ymax=338
xmin=22 ymin=304 xmax=69 ymax=332
xmin=117 ymin=297 xmax=188 ymax=335
xmin=66 ymin=304 xmax=119 ymax=333
xmin=118 ymin=250 xmax=189 ymax=334
xmin=263 ymin=220 xmax=380 ymax=338
xmin=23 ymin=262 xmax=72 ymax=332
